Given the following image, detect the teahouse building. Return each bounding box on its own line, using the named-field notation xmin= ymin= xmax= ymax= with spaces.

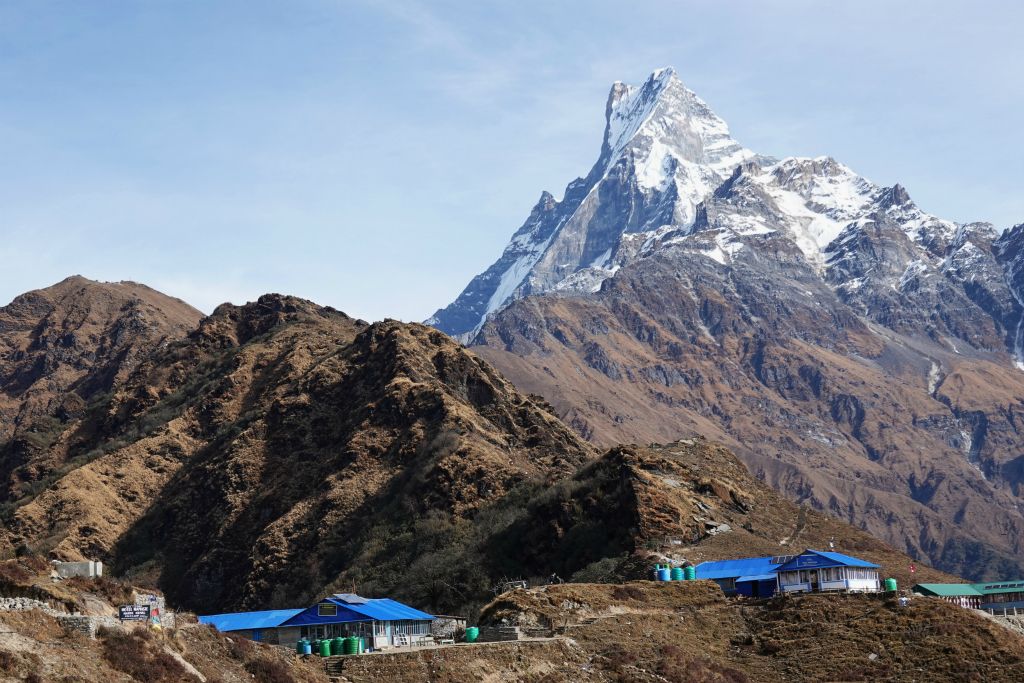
xmin=913 ymin=581 xmax=1024 ymax=612
xmin=694 ymin=556 xmax=783 ymax=597
xmin=199 ymin=594 xmax=433 ymax=648
xmin=694 ymin=549 xmax=882 ymax=596
xmin=774 ymin=550 xmax=881 ymax=593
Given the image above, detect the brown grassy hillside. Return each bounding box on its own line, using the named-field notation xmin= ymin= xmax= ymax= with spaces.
xmin=484 ymin=440 xmax=956 ymax=592
xmin=1 ymin=293 xmax=594 ymax=615
xmin=0 ymin=557 xmax=326 ymax=683
xmin=0 ymin=281 xmax=957 ymax=622
xmin=470 ymin=262 xmax=1024 ymax=582
xmin=478 ymin=581 xmax=1024 ymax=682
xmin=0 ymin=276 xmax=201 ymax=508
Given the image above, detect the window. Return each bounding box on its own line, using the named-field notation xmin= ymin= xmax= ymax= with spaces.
xmin=318 ymin=603 xmax=338 ymax=617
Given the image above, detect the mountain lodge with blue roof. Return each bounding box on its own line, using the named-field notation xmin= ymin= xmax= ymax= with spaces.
xmin=774 ymin=550 xmax=880 ymax=594
xmin=199 ymin=593 xmax=433 ymax=649
xmin=695 ymin=549 xmax=881 ymax=597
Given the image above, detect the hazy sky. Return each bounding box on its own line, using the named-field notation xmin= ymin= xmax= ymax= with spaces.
xmin=2 ymin=1 xmax=1022 ymax=321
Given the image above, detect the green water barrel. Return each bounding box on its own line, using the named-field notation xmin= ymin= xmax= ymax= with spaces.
xmin=318 ymin=639 xmax=331 ymax=657
xmin=670 ymin=567 xmax=684 ymax=581
xmin=357 ymin=637 xmax=366 ymax=653
xmin=295 ymin=639 xmax=305 ymax=654
xmin=465 ymin=626 xmax=480 ymax=643
xmin=684 ymin=565 xmax=696 ymax=581
xmin=330 ymin=637 xmax=344 ymax=656
xmin=884 ymin=577 xmax=898 ymax=592
xmin=343 ymin=636 xmax=359 ymax=655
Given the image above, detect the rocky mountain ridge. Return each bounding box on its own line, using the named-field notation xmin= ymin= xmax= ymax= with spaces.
xmin=435 ymin=68 xmax=1024 ymax=580
xmin=0 ymin=286 xmax=594 ymax=613
xmin=0 ymin=276 xmax=202 ymax=507
xmin=0 ymin=277 xmax=949 ymax=621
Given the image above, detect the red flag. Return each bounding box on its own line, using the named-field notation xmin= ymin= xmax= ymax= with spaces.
xmin=910 ymin=563 xmax=916 ymax=574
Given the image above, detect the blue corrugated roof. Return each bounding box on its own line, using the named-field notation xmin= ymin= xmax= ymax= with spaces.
xmin=737 ymin=574 xmax=777 ymax=582
xmin=199 ymin=609 xmax=303 ymax=632
xmin=327 ymin=596 xmax=433 ymax=621
xmin=776 ymin=550 xmax=880 ymax=571
xmin=279 ymin=595 xmax=434 ymax=627
xmin=199 ymin=594 xmax=432 ymax=632
xmin=695 ymin=557 xmax=780 ymax=580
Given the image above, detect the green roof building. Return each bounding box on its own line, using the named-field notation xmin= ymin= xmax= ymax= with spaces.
xmin=913 ymin=581 xmax=1024 ymax=613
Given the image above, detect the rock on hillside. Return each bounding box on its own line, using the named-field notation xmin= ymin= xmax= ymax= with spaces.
xmin=0 ymin=276 xmax=202 ymax=502
xmin=1 ymin=293 xmax=594 ymax=614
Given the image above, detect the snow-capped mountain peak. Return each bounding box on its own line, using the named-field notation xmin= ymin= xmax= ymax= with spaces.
xmin=600 ymin=67 xmax=753 ymax=190
xmin=428 ymin=68 xmax=1019 ymax=355
xmin=427 ymin=67 xmax=761 ymax=338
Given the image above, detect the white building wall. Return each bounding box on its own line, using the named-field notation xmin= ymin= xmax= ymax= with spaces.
xmin=777 ymin=568 xmax=880 ymax=593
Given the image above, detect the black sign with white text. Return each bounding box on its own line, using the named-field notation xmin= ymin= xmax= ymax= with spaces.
xmin=118 ymin=605 xmax=151 ymax=622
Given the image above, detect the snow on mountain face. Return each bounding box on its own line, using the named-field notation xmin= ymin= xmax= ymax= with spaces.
xmin=995 ymin=224 xmax=1024 ymax=368
xmin=603 ymin=67 xmax=752 ymax=189
xmin=428 ymin=67 xmax=754 ymax=338
xmin=430 ymin=67 xmax=1022 ymax=362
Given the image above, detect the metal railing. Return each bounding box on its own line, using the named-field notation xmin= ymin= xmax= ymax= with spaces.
xmin=985 ymin=606 xmax=1022 ymax=617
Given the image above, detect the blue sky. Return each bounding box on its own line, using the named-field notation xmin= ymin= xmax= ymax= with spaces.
xmin=2 ymin=0 xmax=1022 ymax=321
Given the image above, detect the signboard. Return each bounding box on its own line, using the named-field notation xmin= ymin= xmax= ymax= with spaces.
xmin=119 ymin=605 xmax=151 ymax=622
xmin=784 ymin=554 xmax=836 ymax=569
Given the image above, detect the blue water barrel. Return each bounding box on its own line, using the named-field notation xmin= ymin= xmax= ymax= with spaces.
xmin=301 ymin=640 xmax=312 ymax=655
xmin=657 ymin=568 xmax=671 ymax=581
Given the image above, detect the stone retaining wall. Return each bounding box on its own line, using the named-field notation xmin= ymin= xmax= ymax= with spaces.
xmin=57 ymin=615 xmax=120 ymax=638
xmin=0 ymin=594 xmax=175 ymax=638
xmin=477 ymin=625 xmax=520 ymax=642
xmin=327 ymin=639 xmax=576 ymax=683
xmin=0 ymin=597 xmax=51 ymax=612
